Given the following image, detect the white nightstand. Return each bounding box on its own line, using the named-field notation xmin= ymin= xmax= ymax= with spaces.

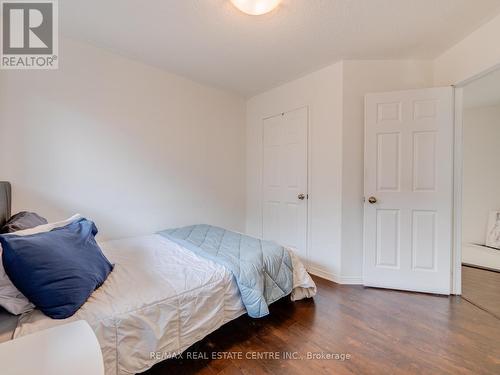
xmin=0 ymin=320 xmax=104 ymax=375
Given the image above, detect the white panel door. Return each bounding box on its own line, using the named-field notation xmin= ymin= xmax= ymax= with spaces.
xmin=364 ymin=87 xmax=454 ymax=294
xmin=262 ymin=107 xmax=308 ymax=259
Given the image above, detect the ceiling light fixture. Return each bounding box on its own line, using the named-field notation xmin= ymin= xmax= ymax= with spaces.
xmin=230 ymin=0 xmax=281 ymax=16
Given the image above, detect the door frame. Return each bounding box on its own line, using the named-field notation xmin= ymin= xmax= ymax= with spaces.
xmin=451 ymin=62 xmax=500 ymax=295
xmin=260 ymin=105 xmax=311 ymax=266
xmin=451 ymin=87 xmax=463 ymax=295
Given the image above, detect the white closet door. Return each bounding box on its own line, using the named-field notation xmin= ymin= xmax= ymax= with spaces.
xmin=262 ymin=107 xmax=308 ymax=259
xmin=364 ymin=87 xmax=454 ymax=294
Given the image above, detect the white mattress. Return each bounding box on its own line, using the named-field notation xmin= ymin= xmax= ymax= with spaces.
xmin=14 ymin=235 xmax=246 ymax=375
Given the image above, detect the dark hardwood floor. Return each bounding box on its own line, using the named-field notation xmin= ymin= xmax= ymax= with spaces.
xmin=462 ymin=265 xmax=500 ymax=319
xmin=144 ymin=276 xmax=500 ymax=375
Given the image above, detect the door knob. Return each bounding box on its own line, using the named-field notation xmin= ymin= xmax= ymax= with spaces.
xmin=298 ymin=193 xmax=306 ymax=200
xmin=368 ymin=196 xmax=377 ymax=204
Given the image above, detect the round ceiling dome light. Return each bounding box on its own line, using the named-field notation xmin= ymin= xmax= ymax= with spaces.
xmin=230 ymin=0 xmax=281 ymax=15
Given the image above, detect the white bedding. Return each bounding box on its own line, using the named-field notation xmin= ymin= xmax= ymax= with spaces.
xmin=13 ymin=234 xmax=316 ymax=375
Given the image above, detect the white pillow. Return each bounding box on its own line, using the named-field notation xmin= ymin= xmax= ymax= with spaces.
xmin=0 ymin=214 xmax=82 ymax=315
xmin=8 ymin=214 xmax=82 ymax=236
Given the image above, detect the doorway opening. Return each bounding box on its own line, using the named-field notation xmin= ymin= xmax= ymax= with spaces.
xmin=454 ymin=66 xmax=500 ymax=318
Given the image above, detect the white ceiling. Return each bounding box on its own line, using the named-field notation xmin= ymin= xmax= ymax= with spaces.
xmin=464 ymin=67 xmax=500 ymax=109
xmin=60 ymin=0 xmax=500 ymax=96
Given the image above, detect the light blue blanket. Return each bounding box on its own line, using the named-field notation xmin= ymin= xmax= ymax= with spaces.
xmin=157 ymin=225 xmax=293 ymax=318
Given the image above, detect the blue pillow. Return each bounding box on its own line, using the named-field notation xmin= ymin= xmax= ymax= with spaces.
xmin=0 ymin=219 xmax=113 ymax=319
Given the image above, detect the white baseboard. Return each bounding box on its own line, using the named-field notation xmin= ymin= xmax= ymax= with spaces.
xmin=307 ymin=266 xmax=339 ymax=283
xmin=307 ymin=266 xmax=363 ymax=285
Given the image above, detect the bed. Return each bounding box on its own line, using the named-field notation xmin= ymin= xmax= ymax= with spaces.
xmin=0 ymin=182 xmax=316 ymax=374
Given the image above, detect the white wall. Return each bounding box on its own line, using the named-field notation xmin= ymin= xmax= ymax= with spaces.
xmin=246 ymin=60 xmax=434 ymax=283
xmin=245 ymin=11 xmax=500 ymax=283
xmin=246 ymin=11 xmax=500 ymax=282
xmin=2 ymin=10 xmax=499 ymax=282
xmin=0 ymin=38 xmax=246 ymax=240
xmin=434 ymin=12 xmax=500 ymax=85
xmin=462 ymin=104 xmax=500 ymax=245
xmin=340 ymin=60 xmax=434 ymax=281
xmin=246 ymin=62 xmax=344 ymax=280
